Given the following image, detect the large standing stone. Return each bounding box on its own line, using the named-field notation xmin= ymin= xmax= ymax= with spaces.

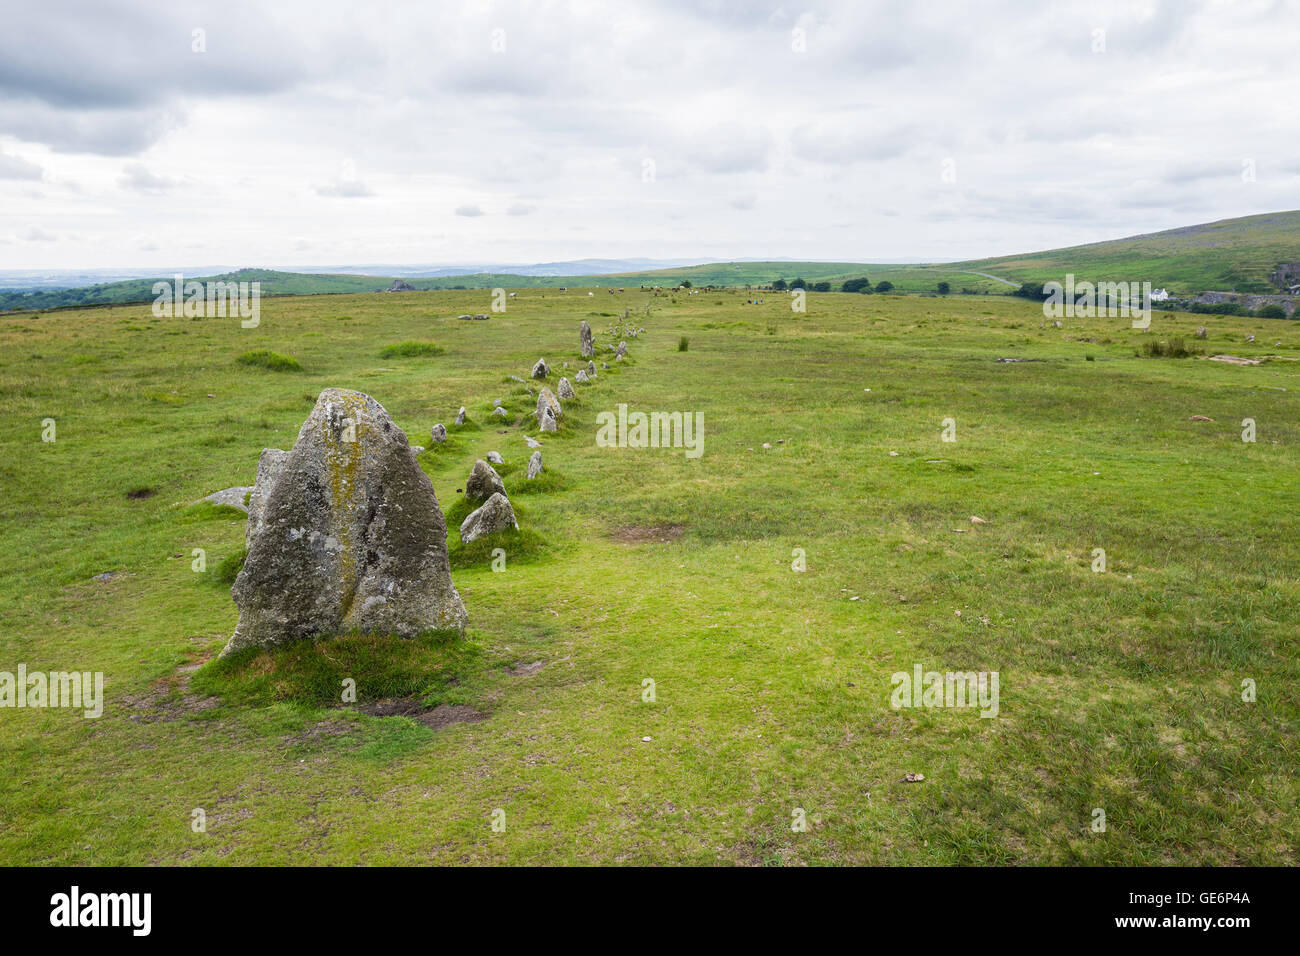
xmin=223 ymin=388 xmax=467 ymax=656
xmin=527 ymin=450 xmax=543 ymax=479
xmin=531 ymin=358 xmax=549 ymax=379
xmin=558 ymin=377 xmax=576 ymax=399
xmin=465 ymin=459 xmax=506 ymax=503
xmin=245 ymin=448 xmax=289 ymax=547
xmin=459 ymin=492 xmax=518 ymax=544
xmin=579 ymin=320 xmax=594 ymax=358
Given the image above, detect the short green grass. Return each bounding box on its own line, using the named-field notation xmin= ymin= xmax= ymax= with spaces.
xmin=0 ymin=286 xmax=1297 ymax=865
xmin=235 ymin=348 xmax=302 ymax=371
xmin=378 ymin=340 xmax=446 ymax=359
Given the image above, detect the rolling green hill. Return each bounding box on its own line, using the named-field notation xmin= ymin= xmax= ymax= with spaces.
xmin=953 ymin=210 xmax=1300 ymax=295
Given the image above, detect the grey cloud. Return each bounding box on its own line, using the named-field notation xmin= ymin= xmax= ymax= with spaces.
xmin=0 ymin=150 xmax=42 ymax=180
xmin=315 ymin=180 xmax=375 ymax=198
xmin=118 ymin=163 xmax=177 ymax=193
xmin=0 ymin=99 xmax=184 ymax=155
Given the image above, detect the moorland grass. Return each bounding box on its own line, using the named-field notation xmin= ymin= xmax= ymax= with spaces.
xmin=0 ymin=286 xmax=1296 ymax=865
xmin=379 ymin=340 xmax=446 ymax=359
xmin=236 ymin=348 xmax=302 ymax=371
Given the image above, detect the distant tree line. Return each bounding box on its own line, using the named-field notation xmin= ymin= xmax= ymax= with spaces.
xmin=770 ymin=276 xmax=899 ymax=294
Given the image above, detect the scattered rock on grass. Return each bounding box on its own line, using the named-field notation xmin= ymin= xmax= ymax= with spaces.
xmin=537 ymin=387 xmax=562 ymax=422
xmin=202 ymin=486 xmax=253 ymax=513
xmin=460 ymin=492 xmax=518 ymax=543
xmin=465 ymin=459 xmax=506 ymax=503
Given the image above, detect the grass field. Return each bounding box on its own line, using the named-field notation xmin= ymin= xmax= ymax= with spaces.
xmin=1 ymin=287 xmax=1297 ymax=865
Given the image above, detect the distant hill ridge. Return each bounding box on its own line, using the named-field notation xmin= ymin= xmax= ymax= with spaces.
xmin=3 ymin=210 xmax=1298 ymax=313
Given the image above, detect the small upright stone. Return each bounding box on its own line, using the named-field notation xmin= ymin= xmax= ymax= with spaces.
xmin=527 ymin=450 xmax=543 ymax=479
xmin=558 ymin=377 xmax=576 ymax=399
xmin=615 ymin=341 xmax=627 ymax=360
xmin=431 ymin=423 xmax=447 ymax=443
xmin=587 ymin=360 xmax=597 ymax=378
xmin=531 ymin=358 xmax=549 ymax=379
xmin=537 ymin=387 xmax=562 ymax=423
xmin=576 ymin=369 xmax=589 ymax=384
xmin=491 ymin=406 xmax=508 ymax=418
xmin=487 ymin=451 xmax=504 ymax=464
xmin=580 ymin=320 xmax=594 ymax=358
xmin=539 ymin=405 xmax=558 ymax=432
xmin=245 ymin=448 xmax=289 ymax=547
xmin=1196 ymin=326 xmax=1208 ymax=339
xmin=454 ymin=406 xmax=466 ymax=426
xmin=465 ymin=459 xmax=506 ymax=503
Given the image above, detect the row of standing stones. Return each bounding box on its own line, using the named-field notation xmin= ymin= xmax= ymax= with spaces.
xmin=220 ymin=319 xmax=631 ymax=657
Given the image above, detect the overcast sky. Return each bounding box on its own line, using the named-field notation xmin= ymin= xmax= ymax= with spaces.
xmin=1 ymin=0 xmax=1297 ymax=271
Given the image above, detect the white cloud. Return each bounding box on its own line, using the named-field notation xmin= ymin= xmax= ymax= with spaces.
xmin=0 ymin=0 xmax=1295 ymax=269
xmin=0 ymin=150 xmax=42 ymax=180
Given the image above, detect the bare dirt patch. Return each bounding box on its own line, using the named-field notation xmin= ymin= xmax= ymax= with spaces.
xmin=354 ymin=699 xmax=487 ymax=730
xmin=118 ymin=655 xmax=220 ymax=722
xmin=612 ymin=523 xmax=685 ymax=544
xmin=507 ymin=661 xmax=545 ymax=677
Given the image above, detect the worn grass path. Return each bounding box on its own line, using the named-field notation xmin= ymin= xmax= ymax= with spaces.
xmin=0 ymin=288 xmax=1296 ymax=864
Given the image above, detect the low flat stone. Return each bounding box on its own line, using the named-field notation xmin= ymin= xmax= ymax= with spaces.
xmin=459 ymin=492 xmax=518 ymax=544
